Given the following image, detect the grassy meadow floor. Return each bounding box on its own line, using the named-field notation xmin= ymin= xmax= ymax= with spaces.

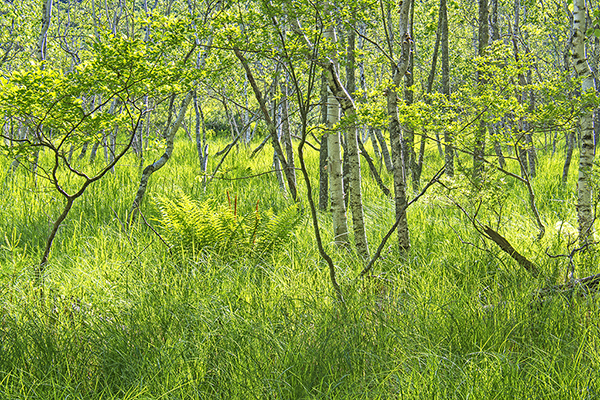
xmin=1 ymin=135 xmax=599 ymax=399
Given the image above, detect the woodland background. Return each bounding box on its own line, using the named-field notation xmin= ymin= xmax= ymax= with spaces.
xmin=1 ymin=0 xmax=600 ymax=398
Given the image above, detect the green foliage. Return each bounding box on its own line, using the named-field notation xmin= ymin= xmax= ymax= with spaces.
xmin=155 ymin=191 xmax=302 ymax=260
xmin=586 ymin=9 xmax=600 ymax=38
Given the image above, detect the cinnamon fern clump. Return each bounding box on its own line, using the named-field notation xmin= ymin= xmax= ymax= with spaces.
xmin=155 ymin=192 xmax=301 ymax=260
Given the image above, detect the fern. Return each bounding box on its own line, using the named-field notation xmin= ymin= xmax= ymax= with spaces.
xmin=254 ymin=203 xmax=302 ymax=257
xmin=154 ymin=192 xmax=301 ymax=260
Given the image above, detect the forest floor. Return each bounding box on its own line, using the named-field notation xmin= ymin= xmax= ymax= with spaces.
xmin=1 ymin=135 xmax=599 ymax=399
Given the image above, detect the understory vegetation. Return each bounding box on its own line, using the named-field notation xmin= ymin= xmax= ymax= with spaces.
xmin=1 ymin=137 xmax=599 ymax=399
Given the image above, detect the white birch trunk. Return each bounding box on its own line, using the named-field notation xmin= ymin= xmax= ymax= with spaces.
xmin=474 ymin=0 xmax=489 ymax=182
xmin=38 ymin=0 xmax=53 ymax=63
xmin=573 ymin=0 xmax=597 ymax=245
xmin=386 ymin=0 xmax=412 ymax=251
xmin=324 ymin=22 xmax=350 ymax=248
xmin=345 ymin=24 xmax=369 ymax=259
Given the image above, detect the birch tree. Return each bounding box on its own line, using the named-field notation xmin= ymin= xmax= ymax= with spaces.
xmin=441 ymin=0 xmax=453 ymax=177
xmin=343 ymin=16 xmax=369 ymax=258
xmin=474 ymin=0 xmax=489 ymax=183
xmin=323 ymin=19 xmax=350 ymax=248
xmin=572 ymin=0 xmax=597 ymax=245
xmin=130 ymin=90 xmax=195 ymax=218
xmin=384 ymin=0 xmax=412 ymax=252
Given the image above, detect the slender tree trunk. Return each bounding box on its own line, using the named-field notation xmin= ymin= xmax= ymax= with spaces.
xmin=322 ymin=21 xmax=350 ymax=248
xmin=28 ymin=0 xmax=53 ymax=180
xmin=388 ymin=88 xmax=410 ymax=251
xmin=563 ymin=130 xmax=575 ymax=184
xmin=491 ymin=124 xmax=506 ymax=168
xmin=526 ymin=63 xmax=537 ymax=177
xmin=327 ymin=100 xmax=349 ymax=246
xmin=78 ymin=142 xmax=89 ymax=160
xmin=193 ymin=91 xmax=209 ymax=172
xmin=421 ymin=0 xmax=442 ymax=183
xmin=375 ymin=128 xmax=393 ymax=172
xmin=489 ymin=0 xmax=505 ymax=168
xmin=90 ymin=141 xmax=100 ymax=163
xmin=319 ymin=136 xmax=329 ymax=210
xmin=385 ymin=0 xmax=412 ymax=252
xmin=358 ymin=138 xmax=392 ymax=197
xmin=513 ymin=0 xmax=532 ymax=179
xmin=273 ymin=151 xmax=286 ymax=193
xmin=272 ymin=87 xmax=288 ymax=197
xmin=440 ymin=0 xmax=453 ymax=178
xmin=573 ymin=0 xmax=597 ymax=245
xmin=404 ymin=4 xmax=416 ymax=188
xmin=345 ymin=22 xmax=369 ymax=258
xmin=357 ymin=26 xmax=381 ymax=163
xmin=109 ymin=125 xmax=117 ymax=173
xmin=38 ymin=0 xmax=53 ymax=63
xmin=280 ymin=78 xmax=297 ymax=195
xmin=342 ymin=139 xmax=350 ymax=208
xmin=474 ymin=0 xmax=489 ymax=183
xmin=131 ymin=91 xmax=194 ymax=217
xmin=369 ymin=128 xmax=381 ymax=162
xmin=319 ymin=72 xmax=329 ymax=211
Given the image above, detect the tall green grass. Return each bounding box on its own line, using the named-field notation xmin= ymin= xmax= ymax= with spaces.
xmin=0 ymin=135 xmax=599 ymax=399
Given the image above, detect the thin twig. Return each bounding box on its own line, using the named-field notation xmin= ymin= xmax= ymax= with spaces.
xmin=208 ymin=168 xmax=303 ymax=181
xmin=545 ymin=240 xmax=598 ymax=281
xmin=138 ymin=209 xmax=172 ymax=252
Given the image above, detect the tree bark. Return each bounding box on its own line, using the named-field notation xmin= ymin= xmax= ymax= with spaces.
xmin=280 ymin=78 xmax=297 ymax=197
xmin=38 ymin=0 xmax=53 ymax=63
xmin=440 ymin=0 xmax=453 ymax=178
xmin=345 ymin=22 xmax=369 ymax=258
xmin=474 ymin=0 xmax=489 ymax=183
xmin=385 ymin=0 xmax=412 ymax=252
xmin=404 ymin=4 xmax=417 ymax=190
xmin=130 ymin=91 xmax=194 ymax=218
xmin=193 ymin=90 xmax=209 ymax=172
xmin=323 ymin=25 xmax=350 ymax=246
xmin=319 ymin=71 xmax=329 ymax=211
xmin=375 ymin=128 xmax=393 ymax=172
xmin=572 ymin=0 xmax=597 ymax=245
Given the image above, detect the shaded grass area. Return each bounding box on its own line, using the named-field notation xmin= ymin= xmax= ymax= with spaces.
xmin=1 ymin=137 xmax=600 ymax=399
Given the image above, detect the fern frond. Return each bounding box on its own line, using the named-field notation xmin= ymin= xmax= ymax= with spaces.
xmin=155 ymin=193 xmax=300 ymax=261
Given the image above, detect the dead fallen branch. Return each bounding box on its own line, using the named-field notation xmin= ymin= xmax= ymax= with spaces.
xmin=448 ymin=197 xmax=539 ymax=277
xmin=481 ymin=225 xmax=539 ymax=277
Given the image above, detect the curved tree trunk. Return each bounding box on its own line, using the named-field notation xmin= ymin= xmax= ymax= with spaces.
xmin=130 ymin=91 xmax=193 ymax=219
